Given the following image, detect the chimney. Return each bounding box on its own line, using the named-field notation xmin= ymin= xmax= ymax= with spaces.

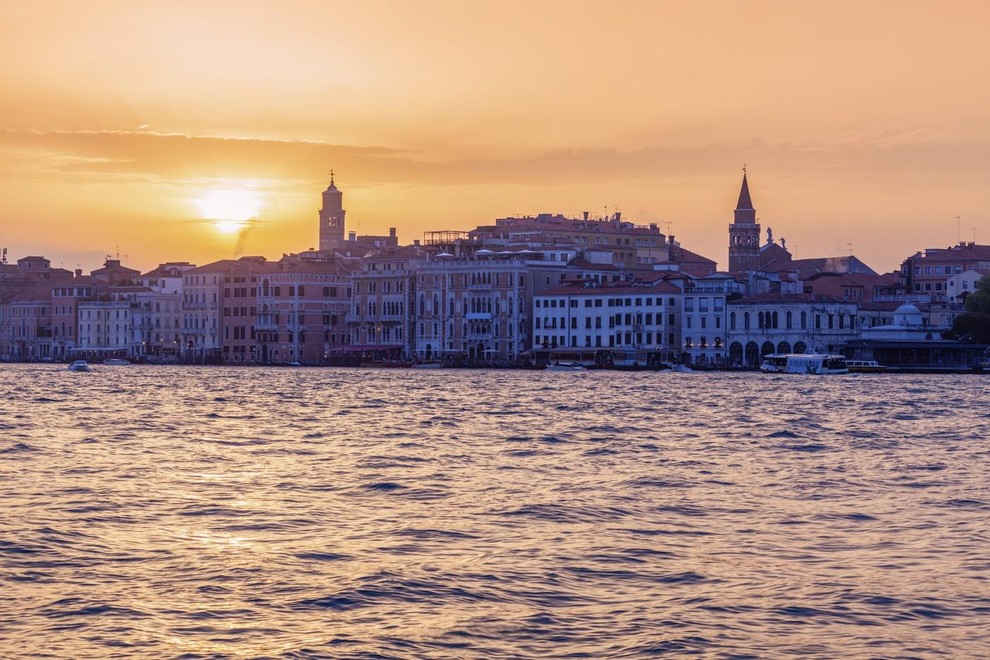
xmin=583 ymin=211 xmax=589 ymax=221
xmin=348 ymin=231 xmax=357 ymax=242
xmin=389 ymin=227 xmax=396 ymax=238
xmin=75 ymin=268 xmax=82 ymax=277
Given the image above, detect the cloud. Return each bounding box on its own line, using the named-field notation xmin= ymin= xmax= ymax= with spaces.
xmin=3 ymin=128 xmax=988 ymax=193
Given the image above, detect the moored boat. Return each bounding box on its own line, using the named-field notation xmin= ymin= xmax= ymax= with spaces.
xmin=546 ymin=361 xmax=587 ymax=371
xmin=845 ymin=359 xmax=887 ymax=373
xmin=103 ymin=358 xmax=131 ymax=366
xmin=760 ymin=353 xmax=848 ymax=374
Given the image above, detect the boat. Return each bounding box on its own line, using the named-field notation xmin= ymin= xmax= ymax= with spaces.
xmin=760 ymin=353 xmax=848 ymax=374
xmin=845 ymin=359 xmax=887 ymax=373
xmin=546 ymin=361 xmax=587 ymax=371
xmin=103 ymin=358 xmax=131 ymax=366
xmin=670 ymin=363 xmax=694 ymax=372
xmin=412 ymin=361 xmax=443 ymax=369
xmin=67 ymin=360 xmax=91 ymax=372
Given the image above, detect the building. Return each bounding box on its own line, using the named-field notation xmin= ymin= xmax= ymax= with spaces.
xmin=680 ymin=272 xmax=745 ymax=365
xmin=347 ymin=245 xmax=425 ymax=360
xmin=727 ymin=172 xmax=761 ymax=273
xmin=727 ymin=293 xmax=859 ymax=366
xmin=255 ymin=257 xmax=352 ymax=364
xmin=900 ymin=243 xmax=990 ymax=301
xmin=416 ymin=252 xmax=531 ymax=364
xmin=532 ymin=277 xmax=680 ymax=365
xmin=318 ymin=172 xmax=347 ymax=251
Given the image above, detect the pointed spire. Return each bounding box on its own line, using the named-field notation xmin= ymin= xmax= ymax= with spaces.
xmin=736 ymin=172 xmax=754 ymax=211
xmin=733 ymin=169 xmax=757 ymax=225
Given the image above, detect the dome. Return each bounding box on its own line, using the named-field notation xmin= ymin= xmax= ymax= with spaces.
xmin=893 ymin=303 xmax=924 ymax=326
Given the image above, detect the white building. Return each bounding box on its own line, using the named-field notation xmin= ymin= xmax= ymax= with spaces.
xmin=680 ymin=272 xmax=745 ymax=365
xmin=532 ymin=278 xmax=681 ymax=359
xmin=727 ymin=293 xmax=859 ymax=367
xmin=77 ymin=299 xmax=132 ymax=357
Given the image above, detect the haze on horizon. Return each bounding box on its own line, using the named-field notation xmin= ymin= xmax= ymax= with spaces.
xmin=1 ymin=0 xmax=988 ymax=274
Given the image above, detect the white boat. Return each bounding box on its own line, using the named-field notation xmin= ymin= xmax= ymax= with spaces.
xmin=670 ymin=364 xmax=694 ymax=372
xmin=103 ymin=358 xmax=131 ymax=366
xmin=845 ymin=359 xmax=887 ymax=373
xmin=67 ymin=360 xmax=90 ymax=372
xmin=546 ymin=361 xmax=587 ymax=371
xmin=760 ymin=353 xmax=848 ymax=374
xmin=412 ymin=361 xmax=443 ymax=369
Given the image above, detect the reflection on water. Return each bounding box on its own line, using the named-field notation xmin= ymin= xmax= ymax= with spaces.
xmin=1 ymin=364 xmax=988 ymax=658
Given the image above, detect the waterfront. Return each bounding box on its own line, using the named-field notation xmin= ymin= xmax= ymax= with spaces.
xmin=1 ymin=364 xmax=988 ymax=658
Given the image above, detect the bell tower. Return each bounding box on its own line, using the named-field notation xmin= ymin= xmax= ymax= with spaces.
xmin=318 ymin=171 xmax=346 ymax=251
xmin=728 ymin=168 xmax=761 ymax=272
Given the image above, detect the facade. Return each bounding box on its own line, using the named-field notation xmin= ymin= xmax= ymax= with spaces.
xmin=533 ymin=279 xmax=680 ymax=358
xmin=900 ymin=243 xmax=990 ymax=301
xmin=727 ymin=293 xmax=859 ymax=366
xmin=416 ymin=254 xmax=531 ymax=364
xmin=76 ymin=298 xmax=132 ymax=358
xmin=5 ymin=288 xmax=52 ymax=360
xmin=348 ymin=246 xmax=424 ymax=359
xmin=182 ymin=261 xmax=230 ymax=362
xmin=255 ymin=258 xmax=352 ymax=364
xmin=140 ymin=263 xmax=193 ymax=359
xmin=680 ymin=272 xmax=745 ymax=365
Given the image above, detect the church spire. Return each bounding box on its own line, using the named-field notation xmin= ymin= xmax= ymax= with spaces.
xmin=733 ymin=169 xmax=756 ymax=224
xmin=736 ymin=172 xmax=754 ymax=211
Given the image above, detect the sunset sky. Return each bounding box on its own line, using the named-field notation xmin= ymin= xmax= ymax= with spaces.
xmin=2 ymin=1 xmax=988 ymax=273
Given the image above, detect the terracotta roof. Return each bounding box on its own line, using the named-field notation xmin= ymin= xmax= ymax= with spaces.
xmin=538 ymin=280 xmax=680 ymax=296
xmin=732 ymin=292 xmax=847 ymax=305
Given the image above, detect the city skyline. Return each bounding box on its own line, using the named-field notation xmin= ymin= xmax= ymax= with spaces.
xmin=2 ymin=1 xmax=988 ymax=273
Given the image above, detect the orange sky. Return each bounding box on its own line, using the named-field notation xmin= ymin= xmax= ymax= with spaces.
xmin=1 ymin=0 xmax=988 ymax=273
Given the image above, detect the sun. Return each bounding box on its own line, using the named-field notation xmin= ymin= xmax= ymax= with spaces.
xmin=194 ymin=190 xmax=262 ymax=233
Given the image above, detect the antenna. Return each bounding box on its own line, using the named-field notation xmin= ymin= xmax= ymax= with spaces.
xmin=957 ymin=216 xmax=961 ymax=244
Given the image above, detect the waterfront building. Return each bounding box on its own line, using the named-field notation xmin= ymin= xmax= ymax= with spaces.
xmin=844 ymin=302 xmax=987 ymax=372
xmin=4 ymin=287 xmax=52 ymax=360
xmin=255 ymin=257 xmax=352 ymax=364
xmin=140 ymin=263 xmax=194 ymax=359
xmin=347 ymin=245 xmax=425 ymax=360
xmin=50 ymin=275 xmax=95 ymax=360
xmin=532 ymin=277 xmax=680 ymax=362
xmin=416 ymin=252 xmax=531 ymax=364
xmin=76 ymin=296 xmax=132 ymax=359
xmin=726 ymin=293 xmax=859 ymax=366
xmin=182 ymin=260 xmax=233 ymax=362
xmin=680 ymin=272 xmax=745 ymax=365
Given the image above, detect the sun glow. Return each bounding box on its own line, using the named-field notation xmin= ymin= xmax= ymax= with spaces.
xmin=194 ymin=190 xmax=262 ymax=234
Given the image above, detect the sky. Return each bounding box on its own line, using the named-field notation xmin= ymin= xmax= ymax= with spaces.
xmin=1 ymin=0 xmax=988 ymax=274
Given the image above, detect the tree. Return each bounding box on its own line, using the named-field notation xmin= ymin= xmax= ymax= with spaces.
xmin=947 ymin=312 xmax=990 ymax=342
xmin=964 ymin=274 xmax=990 ymax=314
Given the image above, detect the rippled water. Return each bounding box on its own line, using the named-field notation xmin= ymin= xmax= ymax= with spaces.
xmin=1 ymin=364 xmax=988 ymax=658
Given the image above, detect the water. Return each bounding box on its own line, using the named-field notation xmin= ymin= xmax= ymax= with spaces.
xmin=1 ymin=364 xmax=988 ymax=659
